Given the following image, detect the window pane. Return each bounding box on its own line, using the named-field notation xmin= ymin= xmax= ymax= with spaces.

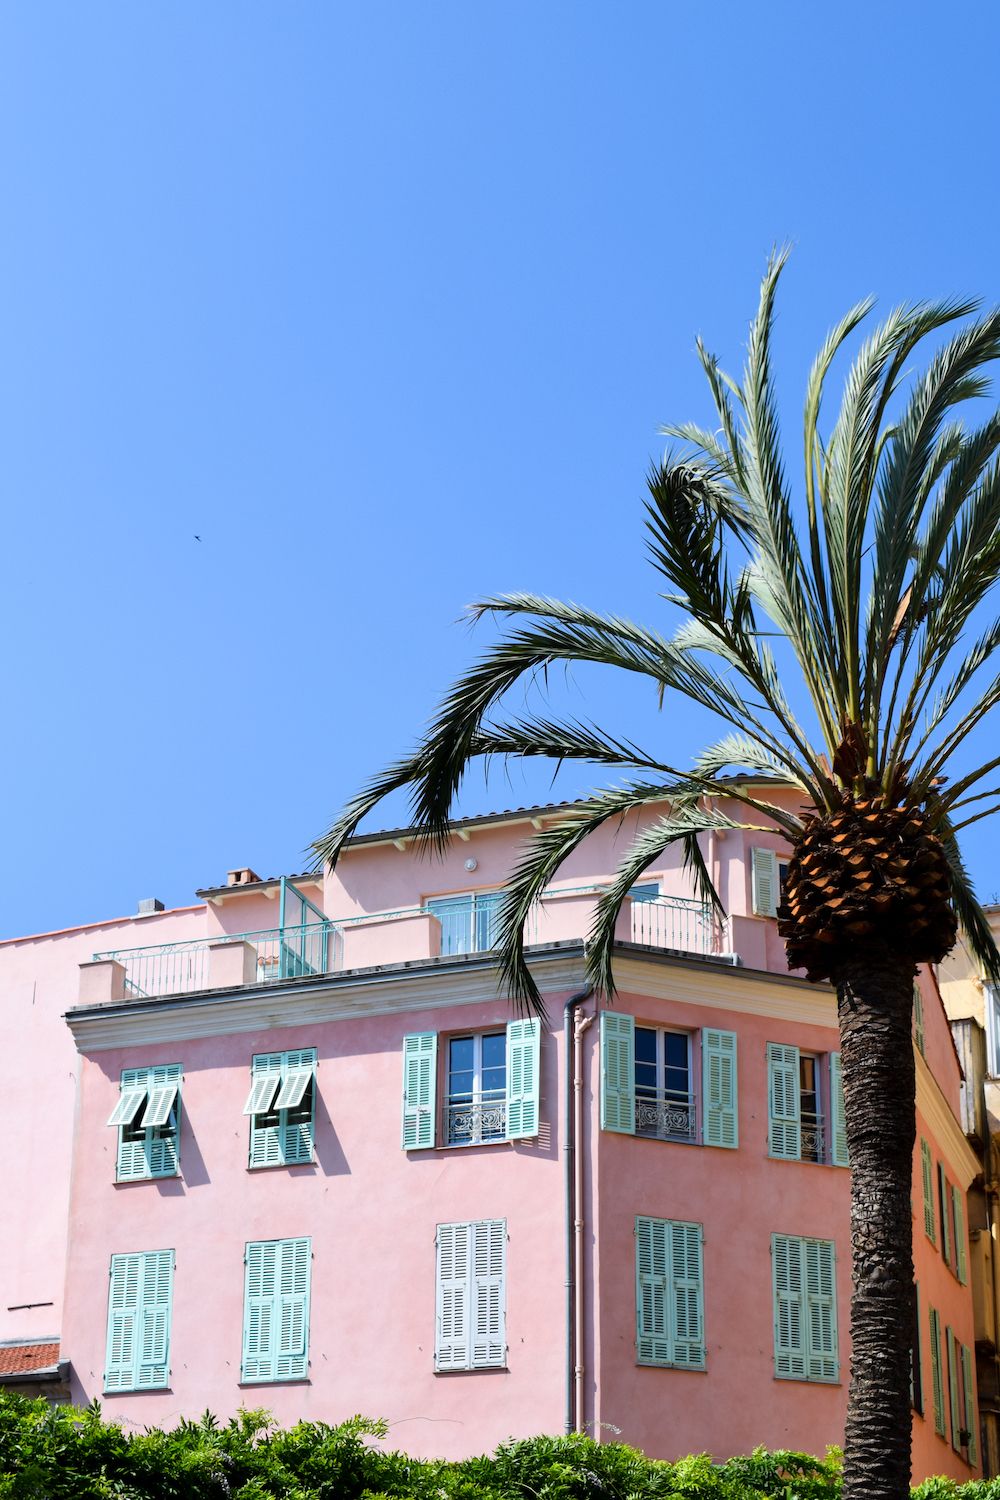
xmin=481 ymin=1033 xmax=506 ymax=1098
xmin=448 ymin=1037 xmax=475 ymax=1100
xmin=663 ymin=1032 xmax=690 ymax=1099
xmin=635 ymin=1026 xmax=658 ymax=1095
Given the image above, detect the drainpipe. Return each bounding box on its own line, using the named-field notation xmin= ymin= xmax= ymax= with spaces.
xmin=574 ymin=1007 xmax=595 ymax=1434
xmin=564 ymin=986 xmax=593 ymax=1435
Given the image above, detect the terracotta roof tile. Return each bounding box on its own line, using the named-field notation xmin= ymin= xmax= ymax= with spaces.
xmin=0 ymin=1341 xmax=59 ymax=1376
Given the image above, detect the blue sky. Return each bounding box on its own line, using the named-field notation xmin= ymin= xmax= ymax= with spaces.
xmin=2 ymin=2 xmax=1000 ymax=936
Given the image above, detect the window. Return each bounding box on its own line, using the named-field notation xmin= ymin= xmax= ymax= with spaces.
xmin=242 ymin=1237 xmax=311 ymax=1383
xmin=921 ymin=1139 xmax=937 ymax=1242
xmin=771 ymin=1234 xmax=838 ymax=1382
xmin=913 ymin=982 xmax=927 ymax=1058
xmin=635 ymin=1216 xmax=704 ymax=1369
xmin=600 ymin=1011 xmax=737 ymax=1149
xmin=751 ymin=848 xmax=790 ymax=917
xmin=634 ymin=1028 xmax=695 ymax=1142
xmin=244 ymin=1049 xmax=316 ymax=1168
xmin=426 ymin=891 xmax=502 ymax=955
xmin=912 ymin=1283 xmax=923 ymax=1416
xmin=936 ymin=1166 xmax=969 ymax=1282
xmin=930 ymin=1306 xmax=946 ymax=1436
xmin=945 ymin=1327 xmax=979 ymax=1464
xmin=108 ymin=1064 xmax=181 ymax=1181
xmin=987 ymin=984 xmax=1000 ymax=1077
xmin=104 ymin=1249 xmax=174 ymax=1392
xmin=435 ymin=1219 xmax=506 ymax=1370
xmin=401 ymin=1022 xmax=539 ymax=1150
xmin=767 ymin=1043 xmax=847 ymax=1166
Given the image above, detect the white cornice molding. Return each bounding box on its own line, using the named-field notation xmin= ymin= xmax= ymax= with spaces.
xmin=613 ymin=954 xmax=837 ymax=1027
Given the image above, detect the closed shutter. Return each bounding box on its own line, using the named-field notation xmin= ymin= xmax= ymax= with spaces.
xmin=635 ymin=1216 xmax=670 ymax=1365
xmin=939 ymin=1164 xmax=953 ymax=1268
xmin=952 ymin=1186 xmax=968 ymax=1285
xmin=105 ymin=1250 xmax=173 ymax=1392
xmin=947 ymin=1326 xmax=961 ymax=1449
xmin=752 ymin=847 xmax=779 ymax=916
xmin=930 ymin=1306 xmax=946 ymax=1435
xmin=435 ymin=1222 xmax=470 ymax=1370
xmin=913 ymin=983 xmax=926 ymax=1057
xmin=243 ymin=1240 xmax=278 ymax=1381
xmin=634 ymin=1216 xmax=708 ymax=1370
xmin=242 ymin=1238 xmax=310 ymax=1382
xmin=962 ymin=1343 xmax=978 ymax=1465
xmin=773 ymin=1234 xmax=806 ymax=1378
xmin=767 ymin=1044 xmax=801 ymax=1159
xmin=912 ymin=1282 xmax=923 ymax=1415
xmin=921 ymin=1140 xmax=936 ymax=1242
xmin=435 ymin=1220 xmax=506 ymax=1370
xmin=402 ymin=1032 xmax=437 ymax=1150
xmin=702 ymin=1029 xmax=738 ymax=1149
xmin=275 ymin=1238 xmax=311 ymax=1380
xmin=669 ymin=1220 xmax=704 ymax=1369
xmin=829 ymin=1053 xmax=848 ymax=1167
xmin=505 ymin=1019 xmax=540 ymax=1140
xmin=773 ymin=1235 xmax=837 ymax=1382
xmin=803 ymin=1238 xmax=838 ymax=1380
xmin=600 ymin=1011 xmax=635 ymax=1134
xmin=471 ymin=1220 xmax=506 ymax=1368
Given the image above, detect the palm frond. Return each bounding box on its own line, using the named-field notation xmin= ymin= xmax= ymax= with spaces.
xmin=937 ymin=816 xmax=1000 ymax=982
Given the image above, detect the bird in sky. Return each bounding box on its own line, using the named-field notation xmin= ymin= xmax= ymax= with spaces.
xmin=194 ymin=535 xmax=202 ymax=542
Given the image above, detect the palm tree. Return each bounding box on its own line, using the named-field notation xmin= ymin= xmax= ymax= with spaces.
xmin=314 ymin=253 xmax=1000 ymax=1500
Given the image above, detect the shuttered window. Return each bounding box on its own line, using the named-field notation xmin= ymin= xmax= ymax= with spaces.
xmin=104 ymin=1249 xmax=174 ymax=1392
xmin=111 ymin=1065 xmax=182 ymax=1181
xmin=947 ymin=1326 xmax=961 ymax=1451
xmin=767 ymin=1044 xmax=801 ymax=1159
xmin=702 ymin=1030 xmax=738 ymax=1149
xmin=911 ymin=1282 xmax=923 ymax=1415
xmin=600 ymin=1010 xmax=636 ymax=1133
xmin=913 ymin=983 xmax=926 ymax=1057
xmin=767 ymin=1045 xmax=846 ymax=1166
xmin=953 ymin=1186 xmax=968 ymax=1284
xmin=771 ymin=1234 xmax=838 ymax=1382
xmin=406 ymin=1023 xmax=541 ymax=1150
xmin=930 ymin=1305 xmax=946 ymax=1435
xmin=635 ymin=1216 xmax=705 ymax=1369
xmin=242 ymin=1237 xmax=311 ymax=1383
xmin=962 ymin=1343 xmax=978 ymax=1466
xmin=939 ymin=1163 xmax=954 ymax=1269
xmin=751 ymin=848 xmax=779 ymax=916
xmin=246 ymin=1049 xmax=316 ymax=1169
xmin=435 ymin=1219 xmax=506 ymax=1370
xmin=921 ymin=1140 xmax=936 ymax=1242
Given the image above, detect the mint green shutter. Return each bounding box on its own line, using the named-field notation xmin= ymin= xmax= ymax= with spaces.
xmin=243 ymin=1239 xmax=277 ymax=1381
xmin=669 ymin=1220 xmax=704 ymax=1368
xmin=136 ymin=1251 xmax=173 ymax=1389
xmin=804 ymin=1238 xmax=838 ymax=1380
xmin=829 ymin=1052 xmax=848 ymax=1166
xmin=921 ymin=1140 xmax=936 ymax=1242
xmin=636 ymin=1216 xmax=670 ymax=1365
xmin=952 ymin=1186 xmax=968 ymax=1284
xmin=702 ymin=1029 xmax=738 ymax=1148
xmin=600 ymin=1011 xmax=635 ymax=1134
xmin=962 ymin=1344 xmax=978 ymax=1465
xmin=939 ymin=1164 xmax=953 ymax=1268
xmin=275 ymin=1238 xmax=311 ymax=1380
xmin=767 ymin=1043 xmax=800 ymax=1158
xmin=752 ymin=848 xmax=779 ymax=916
xmin=105 ymin=1250 xmax=172 ymax=1392
xmin=105 ymin=1253 xmax=140 ymax=1391
xmin=402 ymin=1032 xmax=437 ymax=1149
xmin=279 ymin=1050 xmax=316 ymax=1165
xmin=947 ymin=1326 xmax=961 ymax=1448
xmin=116 ymin=1065 xmax=181 ymax=1181
xmin=773 ymin=1234 xmax=807 ymax=1377
xmin=248 ymin=1054 xmax=285 ymax=1167
xmin=913 ymin=983 xmax=926 ymax=1056
xmin=930 ymin=1306 xmax=945 ymax=1435
xmin=772 ymin=1235 xmax=837 ymax=1382
xmin=505 ymin=1019 xmax=540 ymax=1139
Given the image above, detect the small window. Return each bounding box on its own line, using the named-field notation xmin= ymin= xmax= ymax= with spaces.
xmin=798 ymin=1054 xmax=823 ymax=1164
xmin=445 ymin=1032 xmax=507 ymax=1145
xmin=426 ymin=892 xmax=502 ymax=955
xmin=767 ymin=1044 xmax=847 ymax=1166
xmin=108 ymin=1065 xmax=181 ymax=1182
xmin=751 ymin=849 xmax=790 ymax=917
xmin=245 ymin=1049 xmax=316 ymax=1168
xmin=634 ymin=1028 xmax=695 ymax=1143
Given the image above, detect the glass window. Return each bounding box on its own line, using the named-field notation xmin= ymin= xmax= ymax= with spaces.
xmin=426 ymin=892 xmax=503 ymax=955
xmin=446 ymin=1032 xmax=507 ymax=1144
xmin=634 ymin=1027 xmax=694 ymax=1142
xmin=799 ymin=1054 xmax=823 ymax=1164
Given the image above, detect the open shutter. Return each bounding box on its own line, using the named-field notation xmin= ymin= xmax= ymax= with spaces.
xmin=136 ymin=1250 xmax=173 ymax=1389
xmin=829 ymin=1053 xmax=848 ymax=1167
xmin=505 ymin=1019 xmax=540 ymax=1140
xmin=244 ymin=1067 xmax=280 ymax=1116
xmin=274 ymin=1066 xmax=313 ymax=1112
xmin=471 ymin=1219 xmax=506 ymax=1368
xmin=772 ymin=1234 xmax=807 ymax=1378
xmin=804 ymin=1239 xmax=838 ymax=1380
xmin=277 ymin=1049 xmax=316 ymax=1165
xmin=952 ymin=1186 xmax=968 ymax=1284
xmin=752 ymin=847 xmax=779 ymax=916
xmin=962 ymin=1344 xmax=978 ymax=1465
xmin=402 ymin=1032 xmax=437 ymax=1150
xmin=669 ymin=1220 xmax=704 ymax=1369
xmin=939 ymin=1164 xmax=953 ymax=1268
xmin=275 ymin=1238 xmax=310 ymax=1380
xmin=141 ymin=1084 xmax=178 ymax=1129
xmin=107 ymin=1086 xmax=147 ymax=1128
xmin=767 ymin=1043 xmax=801 ymax=1159
xmin=930 ymin=1306 xmax=946 ymax=1435
xmin=436 ymin=1222 xmax=470 ymax=1369
xmin=947 ymin=1326 xmax=961 ymax=1449
xmin=921 ymin=1140 xmax=936 ymax=1241
xmin=635 ymin=1217 xmax=670 ymax=1365
xmin=600 ymin=1011 xmax=635 ymax=1134
xmin=702 ymin=1029 xmax=738 ymax=1149
xmin=243 ymin=1240 xmax=278 ymax=1381
xmin=913 ymin=982 xmax=926 ymax=1057
xmin=105 ymin=1253 xmax=141 ymax=1391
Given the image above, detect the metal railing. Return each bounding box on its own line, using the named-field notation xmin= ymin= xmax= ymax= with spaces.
xmin=800 ymin=1112 xmax=825 ymax=1163
xmin=630 ymin=894 xmax=728 ymax=957
xmin=634 ymin=1089 xmax=698 ymax=1143
xmin=445 ymin=1093 xmax=507 ymax=1145
xmin=95 ymin=921 xmax=341 ymax=999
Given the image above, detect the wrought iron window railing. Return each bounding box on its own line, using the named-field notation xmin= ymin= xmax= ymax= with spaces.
xmin=445 ymin=1091 xmax=507 ymax=1146
xmin=800 ymin=1111 xmax=825 ymax=1163
xmin=634 ymin=1089 xmax=698 ymax=1143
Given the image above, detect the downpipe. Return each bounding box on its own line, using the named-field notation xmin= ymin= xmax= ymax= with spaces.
xmin=564 ymin=987 xmax=593 ymax=1435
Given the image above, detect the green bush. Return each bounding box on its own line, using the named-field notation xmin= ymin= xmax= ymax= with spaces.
xmin=0 ymin=1391 xmax=987 ymax=1500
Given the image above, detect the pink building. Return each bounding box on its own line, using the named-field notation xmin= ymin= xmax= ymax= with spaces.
xmin=0 ymin=794 xmax=984 ymax=1480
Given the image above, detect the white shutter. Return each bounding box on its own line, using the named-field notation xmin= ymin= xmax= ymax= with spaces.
xmin=471 ymin=1220 xmax=506 ymax=1368
xmin=107 ymin=1086 xmax=148 ymax=1128
xmin=751 ymin=847 xmax=780 ymax=916
xmin=435 ymin=1222 xmax=470 ymax=1370
xmin=767 ymin=1043 xmax=801 ymax=1158
xmin=244 ymin=1069 xmax=280 ymax=1116
xmin=436 ymin=1219 xmax=505 ymax=1370
xmin=505 ymin=1019 xmax=540 ymax=1140
xmin=141 ymin=1084 xmax=179 ymax=1129
xmin=600 ymin=1011 xmax=635 ymax=1134
xmin=829 ymin=1052 xmax=849 ymax=1167
xmin=702 ymin=1029 xmax=738 ymax=1148
xmin=273 ymin=1067 xmax=313 ymax=1112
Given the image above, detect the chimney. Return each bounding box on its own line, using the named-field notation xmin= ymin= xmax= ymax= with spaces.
xmin=137 ymin=898 xmax=165 ymax=915
xmin=227 ymin=868 xmax=261 ymax=888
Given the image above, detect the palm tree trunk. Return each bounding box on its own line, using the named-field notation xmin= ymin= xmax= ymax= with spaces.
xmin=837 ymin=951 xmax=916 ymax=1500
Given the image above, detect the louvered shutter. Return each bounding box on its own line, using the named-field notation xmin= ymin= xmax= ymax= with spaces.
xmin=402 ymin=1032 xmax=437 ymax=1149
xmin=471 ymin=1220 xmax=506 ymax=1368
xmin=243 ymin=1240 xmax=278 ymax=1381
xmin=136 ymin=1251 xmax=173 ymax=1389
xmin=274 ymin=1067 xmax=312 ymax=1112
xmin=505 ymin=1019 xmax=540 ymax=1139
xmin=921 ymin=1140 xmax=936 ymax=1241
xmin=244 ymin=1068 xmax=280 ymax=1116
xmin=107 ymin=1086 xmax=147 ymax=1128
xmin=803 ymin=1239 xmax=838 ymax=1380
xmin=141 ymin=1084 xmax=178 ymax=1129
xmin=772 ymin=1234 xmax=806 ymax=1377
xmin=105 ymin=1250 xmax=172 ymax=1392
xmin=912 ymin=1281 xmax=923 ymax=1414
xmin=702 ymin=1029 xmax=738 ymax=1149
xmin=116 ymin=1065 xmax=181 ymax=1181
xmin=947 ymin=1326 xmax=961 ymax=1449
xmin=248 ymin=1054 xmax=284 ymax=1168
xmin=635 ymin=1216 xmax=670 ymax=1365
xmin=752 ymin=848 xmax=779 ymax=916
xmin=767 ymin=1044 xmax=801 ymax=1158
xmin=939 ymin=1164 xmax=953 ymax=1268
xmin=930 ymin=1306 xmax=946 ymax=1435
xmin=829 ymin=1053 xmax=848 ymax=1167
xmin=962 ymin=1344 xmax=978 ymax=1465
xmin=275 ymin=1238 xmax=311 ymax=1380
xmin=105 ymin=1253 xmax=141 ymax=1391
xmin=913 ymin=982 xmax=926 ymax=1057
xmin=669 ymin=1220 xmax=704 ymax=1369
xmin=278 ymin=1050 xmax=316 ymax=1165
xmin=952 ymin=1186 xmax=968 ymax=1284
xmin=435 ymin=1221 xmax=470 ymax=1370
xmin=600 ymin=1011 xmax=635 ymax=1134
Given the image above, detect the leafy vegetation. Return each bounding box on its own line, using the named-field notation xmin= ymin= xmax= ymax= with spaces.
xmin=0 ymin=1394 xmax=991 ymax=1500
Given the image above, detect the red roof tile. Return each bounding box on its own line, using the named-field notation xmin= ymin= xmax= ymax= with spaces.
xmin=0 ymin=1342 xmax=59 ymax=1376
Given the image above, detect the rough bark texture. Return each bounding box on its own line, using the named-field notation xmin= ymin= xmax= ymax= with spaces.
xmin=836 ymin=946 xmax=916 ymax=1500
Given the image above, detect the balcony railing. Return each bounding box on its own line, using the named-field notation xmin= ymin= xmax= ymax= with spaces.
xmin=445 ymin=1093 xmax=507 ymax=1145
xmin=634 ymin=1089 xmax=698 ymax=1143
xmin=95 ymin=921 xmax=341 ymax=999
xmin=801 ymin=1111 xmax=825 ymax=1163
xmin=630 ymin=894 xmax=729 ymax=957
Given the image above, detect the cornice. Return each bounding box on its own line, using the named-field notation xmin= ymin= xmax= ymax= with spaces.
xmin=613 ymin=952 xmax=837 ymax=1027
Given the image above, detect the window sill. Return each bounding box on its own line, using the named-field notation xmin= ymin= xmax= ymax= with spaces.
xmin=434 ymin=1365 xmax=508 ymax=1375
xmin=773 ymin=1373 xmax=840 ymax=1385
xmin=238 ymin=1377 xmax=311 ymax=1387
xmin=636 ymin=1359 xmax=706 ymax=1372
xmin=103 ymin=1385 xmax=171 ymax=1395
xmin=114 ymin=1173 xmax=181 ymax=1186
xmin=246 ymin=1160 xmax=315 ymax=1172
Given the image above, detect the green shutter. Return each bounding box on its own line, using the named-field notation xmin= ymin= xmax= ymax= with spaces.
xmin=636 ymin=1216 xmax=670 ymax=1365
xmin=275 ymin=1238 xmax=311 ymax=1380
xmin=248 ymin=1050 xmax=316 ymax=1168
xmin=505 ymin=1019 xmax=540 ymax=1140
xmin=600 ymin=1011 xmax=635 ymax=1134
xmin=752 ymin=847 xmax=779 ymax=916
xmin=773 ymin=1234 xmax=807 ymax=1378
xmin=767 ymin=1043 xmax=801 ymax=1159
xmin=912 ymin=1281 xmax=923 ymax=1415
xmin=105 ymin=1249 xmax=173 ymax=1392
xmin=668 ymin=1219 xmax=704 ymax=1368
xmin=702 ymin=1029 xmax=738 ymax=1149
xmin=242 ymin=1237 xmax=310 ymax=1382
xmin=116 ymin=1065 xmax=181 ymax=1182
xmin=952 ymin=1186 xmax=968 ymax=1284
xmin=930 ymin=1306 xmax=945 ymax=1435
xmin=913 ymin=983 xmax=926 ymax=1057
xmin=804 ymin=1238 xmax=838 ymax=1380
xmin=829 ymin=1053 xmax=849 ymax=1167
xmin=402 ymin=1032 xmax=437 ymax=1149
xmin=947 ymin=1326 xmax=961 ymax=1449
xmin=962 ymin=1343 xmax=978 ymax=1465
xmin=921 ymin=1140 xmax=936 ymax=1242
xmin=772 ymin=1235 xmax=837 ymax=1382
xmin=939 ymin=1164 xmax=953 ymax=1268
